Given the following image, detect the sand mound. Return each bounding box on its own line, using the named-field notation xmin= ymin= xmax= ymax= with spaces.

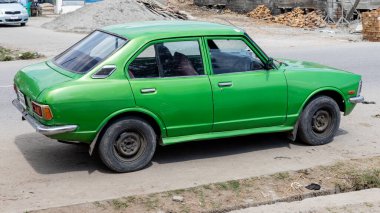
xmin=43 ymin=0 xmax=186 ymax=33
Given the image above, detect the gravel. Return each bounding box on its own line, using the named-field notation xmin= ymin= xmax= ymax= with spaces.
xmin=42 ymin=0 xmax=174 ymax=33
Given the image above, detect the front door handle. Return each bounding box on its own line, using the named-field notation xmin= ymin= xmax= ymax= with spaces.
xmin=218 ymin=82 xmax=233 ymax=87
xmin=140 ymin=88 xmax=156 ymax=94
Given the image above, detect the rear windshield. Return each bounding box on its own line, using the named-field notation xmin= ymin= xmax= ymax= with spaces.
xmin=54 ymin=31 xmax=127 ymax=74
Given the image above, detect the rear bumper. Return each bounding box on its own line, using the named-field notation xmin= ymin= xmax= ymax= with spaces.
xmin=12 ymin=99 xmax=77 ymax=136
xmin=349 ymin=96 xmax=364 ymax=104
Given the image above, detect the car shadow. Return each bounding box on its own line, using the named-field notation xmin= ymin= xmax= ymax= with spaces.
xmin=0 ymin=24 xmax=22 ymax=28
xmin=14 ymin=129 xmax=348 ymax=175
xmin=14 ymin=133 xmax=111 ymax=175
xmin=153 ymin=133 xmax=295 ymax=164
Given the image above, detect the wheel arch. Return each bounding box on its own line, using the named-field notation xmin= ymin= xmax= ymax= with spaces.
xmin=300 ymin=87 xmax=346 ymax=115
xmin=288 ymin=87 xmax=345 ymax=142
xmin=89 ymin=108 xmax=166 ymax=155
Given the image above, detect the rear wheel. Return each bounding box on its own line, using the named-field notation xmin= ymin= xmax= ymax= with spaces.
xmin=98 ymin=117 xmax=156 ymax=172
xmin=298 ymin=96 xmax=341 ymax=145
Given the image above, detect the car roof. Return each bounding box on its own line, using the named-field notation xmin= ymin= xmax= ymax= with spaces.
xmin=102 ymin=20 xmax=246 ymax=41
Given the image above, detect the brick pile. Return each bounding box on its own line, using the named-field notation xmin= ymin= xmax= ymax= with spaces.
xmin=362 ymin=9 xmax=380 ymax=42
xmin=248 ymin=5 xmax=326 ymax=29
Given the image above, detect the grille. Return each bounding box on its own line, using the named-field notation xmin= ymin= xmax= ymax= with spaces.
xmin=5 ymin=11 xmax=21 ymax=15
xmin=5 ymin=19 xmax=22 ymax=22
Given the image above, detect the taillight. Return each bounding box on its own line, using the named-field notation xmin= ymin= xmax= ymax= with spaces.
xmin=32 ymin=102 xmax=53 ymax=120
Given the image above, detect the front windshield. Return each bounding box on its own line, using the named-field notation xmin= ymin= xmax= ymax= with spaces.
xmin=0 ymin=0 xmax=18 ymax=3
xmin=54 ymin=31 xmax=127 ymax=74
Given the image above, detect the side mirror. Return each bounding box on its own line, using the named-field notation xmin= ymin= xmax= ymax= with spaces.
xmin=92 ymin=65 xmax=116 ymax=79
xmin=265 ymin=57 xmax=277 ymax=70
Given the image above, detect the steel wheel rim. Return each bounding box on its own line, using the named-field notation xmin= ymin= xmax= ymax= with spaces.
xmin=113 ymin=131 xmax=146 ymax=162
xmin=311 ymin=109 xmax=332 ymax=134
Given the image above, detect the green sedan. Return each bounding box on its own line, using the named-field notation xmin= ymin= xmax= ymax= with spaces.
xmin=13 ymin=21 xmax=364 ymax=172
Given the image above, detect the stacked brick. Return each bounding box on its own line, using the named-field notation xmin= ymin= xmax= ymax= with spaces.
xmin=362 ymin=9 xmax=380 ymax=42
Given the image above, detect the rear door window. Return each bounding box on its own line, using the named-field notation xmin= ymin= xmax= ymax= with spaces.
xmin=128 ymin=40 xmax=204 ymax=78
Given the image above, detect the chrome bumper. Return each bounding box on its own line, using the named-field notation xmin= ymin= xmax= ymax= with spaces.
xmin=349 ymin=96 xmax=364 ymax=104
xmin=12 ymin=99 xmax=77 ymax=136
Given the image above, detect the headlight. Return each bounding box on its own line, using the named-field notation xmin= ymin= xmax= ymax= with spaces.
xmin=21 ymin=9 xmax=28 ymax=15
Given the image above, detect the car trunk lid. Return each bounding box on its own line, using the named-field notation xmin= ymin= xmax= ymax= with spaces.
xmin=14 ymin=61 xmax=74 ymax=101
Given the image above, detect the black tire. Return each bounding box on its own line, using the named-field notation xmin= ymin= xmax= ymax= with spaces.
xmin=98 ymin=117 xmax=156 ymax=172
xmin=21 ymin=23 xmax=26 ymax=26
xmin=298 ymin=96 xmax=341 ymax=146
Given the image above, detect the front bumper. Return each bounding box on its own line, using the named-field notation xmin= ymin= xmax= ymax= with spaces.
xmin=0 ymin=14 xmax=28 ymax=25
xmin=349 ymin=96 xmax=364 ymax=104
xmin=12 ymin=99 xmax=78 ymax=136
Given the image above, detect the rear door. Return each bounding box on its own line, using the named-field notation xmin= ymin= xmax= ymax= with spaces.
xmin=127 ymin=38 xmax=213 ymax=137
xmin=204 ymin=37 xmax=288 ymax=132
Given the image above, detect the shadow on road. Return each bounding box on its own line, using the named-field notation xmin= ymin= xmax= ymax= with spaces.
xmin=0 ymin=24 xmax=23 ymax=28
xmin=14 ymin=130 xmax=347 ymax=175
xmin=14 ymin=133 xmax=111 ymax=175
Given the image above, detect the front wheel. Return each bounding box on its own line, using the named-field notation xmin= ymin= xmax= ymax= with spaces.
xmin=298 ymin=96 xmax=341 ymax=146
xmin=98 ymin=117 xmax=156 ymax=172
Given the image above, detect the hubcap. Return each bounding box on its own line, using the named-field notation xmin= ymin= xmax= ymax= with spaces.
xmin=115 ymin=132 xmax=142 ymax=158
xmin=312 ymin=110 xmax=331 ymax=133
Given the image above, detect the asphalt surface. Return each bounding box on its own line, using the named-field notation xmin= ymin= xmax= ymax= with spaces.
xmin=0 ymin=18 xmax=379 ymax=212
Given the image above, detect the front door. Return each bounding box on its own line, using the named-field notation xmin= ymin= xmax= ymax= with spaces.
xmin=205 ymin=37 xmax=288 ymax=132
xmin=127 ymin=38 xmax=213 ymax=137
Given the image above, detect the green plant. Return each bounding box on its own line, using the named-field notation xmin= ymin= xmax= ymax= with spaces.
xmin=111 ymin=199 xmax=129 ymax=210
xmin=351 ymin=169 xmax=380 ymax=190
xmin=275 ymin=172 xmax=290 ymax=180
xmin=227 ymin=180 xmax=241 ymax=191
xmin=19 ymin=52 xmax=38 ymax=60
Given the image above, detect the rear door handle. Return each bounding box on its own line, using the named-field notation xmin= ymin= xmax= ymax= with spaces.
xmin=218 ymin=82 xmax=233 ymax=87
xmin=140 ymin=88 xmax=156 ymax=94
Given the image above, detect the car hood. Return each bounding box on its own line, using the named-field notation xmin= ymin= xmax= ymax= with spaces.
xmin=278 ymin=59 xmax=350 ymax=73
xmin=0 ymin=3 xmax=24 ymax=11
xmin=14 ymin=62 xmax=73 ymax=101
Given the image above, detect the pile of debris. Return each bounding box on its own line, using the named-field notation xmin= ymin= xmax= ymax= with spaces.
xmin=362 ymin=8 xmax=380 ymax=42
xmin=247 ymin=5 xmax=272 ymax=20
xmin=137 ymin=0 xmax=187 ymax=20
xmin=247 ymin=5 xmax=326 ymax=29
xmin=43 ymin=0 xmax=187 ymax=33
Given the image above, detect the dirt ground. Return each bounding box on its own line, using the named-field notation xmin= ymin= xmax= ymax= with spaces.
xmin=31 ymin=157 xmax=380 ymax=212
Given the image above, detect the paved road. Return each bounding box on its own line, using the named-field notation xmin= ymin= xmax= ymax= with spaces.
xmin=0 ymin=18 xmax=379 ymax=212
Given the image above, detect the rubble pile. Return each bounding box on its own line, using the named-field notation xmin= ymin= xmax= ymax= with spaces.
xmin=43 ymin=0 xmax=187 ymax=33
xmin=362 ymin=8 xmax=380 ymax=42
xmin=247 ymin=5 xmax=326 ymax=29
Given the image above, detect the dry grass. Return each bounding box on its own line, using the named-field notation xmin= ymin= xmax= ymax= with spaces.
xmin=32 ymin=156 xmax=380 ymax=213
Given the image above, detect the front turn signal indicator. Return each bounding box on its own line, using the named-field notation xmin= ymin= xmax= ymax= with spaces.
xmin=32 ymin=101 xmax=53 ymax=120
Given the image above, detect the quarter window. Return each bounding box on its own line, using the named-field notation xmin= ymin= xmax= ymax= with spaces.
xmin=128 ymin=40 xmax=204 ymax=78
xmin=207 ymin=39 xmax=265 ymax=74
xmin=128 ymin=46 xmax=159 ymax=78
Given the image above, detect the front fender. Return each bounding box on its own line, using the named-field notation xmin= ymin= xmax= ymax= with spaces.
xmin=285 ymin=87 xmax=346 ymax=126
